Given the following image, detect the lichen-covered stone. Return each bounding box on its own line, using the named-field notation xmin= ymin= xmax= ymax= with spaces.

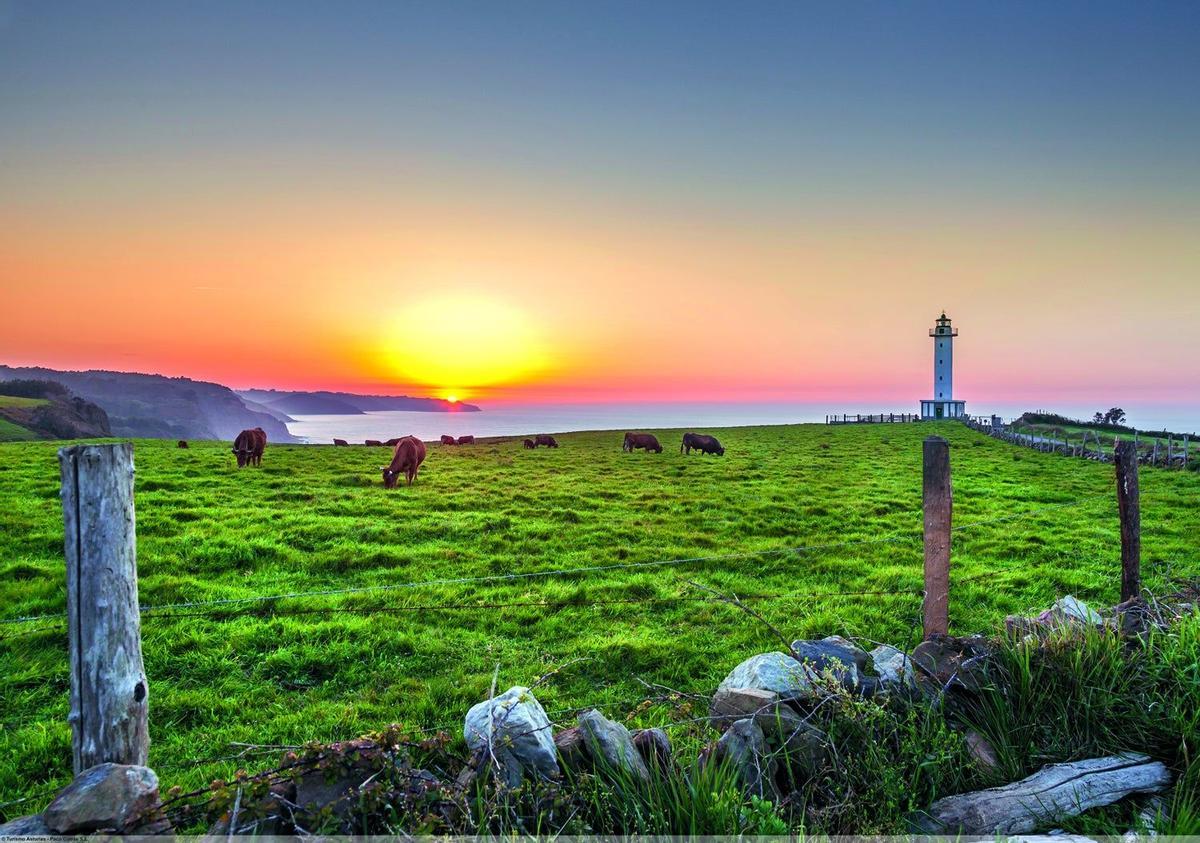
xmin=709 ymin=687 xmax=781 ymax=731
xmin=791 ymin=635 xmax=869 ymax=675
xmin=871 ymin=644 xmax=917 ymax=692
xmin=43 ymin=763 xmax=160 ymax=834
xmin=632 ymin=728 xmax=672 ymax=769
xmin=717 ymin=652 xmax=815 ymax=697
xmin=464 ymin=686 xmax=559 ymax=787
xmin=0 ymin=814 xmax=50 ymax=838
xmin=554 ymin=726 xmax=589 ymax=770
xmin=578 ymin=709 xmax=650 ymax=782
xmin=714 ymin=718 xmax=777 ymax=799
xmin=911 ymin=634 xmax=994 ymax=695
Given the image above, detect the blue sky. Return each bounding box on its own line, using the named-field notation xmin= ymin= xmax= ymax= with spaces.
xmin=2 ymin=2 xmax=1198 ymax=413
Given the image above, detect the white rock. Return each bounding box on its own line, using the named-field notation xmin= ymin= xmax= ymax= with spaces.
xmin=870 ymin=644 xmax=916 ymax=691
xmin=1054 ymin=595 xmax=1102 ymax=625
xmin=464 ymin=686 xmax=559 ymax=787
xmin=717 ymin=652 xmax=815 ymax=696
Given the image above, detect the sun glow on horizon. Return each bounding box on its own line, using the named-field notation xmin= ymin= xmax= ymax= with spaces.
xmin=382 ymin=293 xmax=550 ymax=400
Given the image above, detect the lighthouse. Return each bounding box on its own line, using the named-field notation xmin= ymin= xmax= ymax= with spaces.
xmin=920 ymin=312 xmax=966 ymax=420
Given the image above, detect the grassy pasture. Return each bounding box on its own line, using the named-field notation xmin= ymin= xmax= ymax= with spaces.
xmin=1 ymin=422 xmax=1198 ymax=816
xmin=0 ymin=396 xmax=49 ymax=410
xmin=0 ymin=395 xmax=45 ymax=443
xmin=0 ymin=418 xmax=36 ymax=442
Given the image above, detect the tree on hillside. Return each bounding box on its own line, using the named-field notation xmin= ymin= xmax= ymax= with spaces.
xmin=1093 ymin=412 xmax=1105 ymax=424
xmin=1106 ymin=407 xmax=1126 ymax=425
xmin=0 ymin=378 xmax=69 ymax=399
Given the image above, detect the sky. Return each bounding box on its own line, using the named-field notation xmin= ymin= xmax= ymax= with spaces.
xmin=1 ymin=1 xmax=1198 ymax=412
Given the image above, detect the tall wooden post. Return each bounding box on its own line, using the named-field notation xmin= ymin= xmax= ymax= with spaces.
xmin=59 ymin=443 xmax=149 ymax=773
xmin=1114 ymin=441 xmax=1141 ymax=603
xmin=923 ymin=436 xmax=952 ymax=638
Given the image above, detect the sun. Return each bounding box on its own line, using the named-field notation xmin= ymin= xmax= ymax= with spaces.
xmin=383 ymin=293 xmax=549 ymax=396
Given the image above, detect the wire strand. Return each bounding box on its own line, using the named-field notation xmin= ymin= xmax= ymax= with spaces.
xmin=2 ymin=529 xmax=925 ymax=625
xmin=140 ymin=585 xmax=921 ymax=623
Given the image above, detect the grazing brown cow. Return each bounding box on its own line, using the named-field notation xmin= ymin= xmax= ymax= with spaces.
xmin=385 ymin=437 xmax=402 ymax=447
xmin=232 ymin=427 xmax=267 ymax=467
xmin=365 ymin=439 xmax=384 ymax=447
xmin=381 ymin=435 xmax=427 ymax=488
xmin=440 ymin=434 xmax=456 ymax=445
xmin=250 ymin=428 xmax=266 ymax=465
xmin=534 ymin=434 xmax=559 ymax=448
xmin=623 ymin=432 xmax=663 ymax=453
xmin=456 ymin=435 xmax=475 ymax=445
xmin=177 ymin=440 xmax=188 ymax=449
xmin=523 ymin=438 xmax=536 ymax=449
xmin=682 ymin=432 xmax=724 ymax=456
xmin=333 ymin=438 xmax=348 ymax=446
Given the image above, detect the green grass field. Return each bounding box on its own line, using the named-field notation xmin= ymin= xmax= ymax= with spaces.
xmin=0 ymin=395 xmax=47 ymax=443
xmin=0 ymin=396 xmax=49 ymax=410
xmin=2 ymin=422 xmax=1198 ymax=819
xmin=0 ymin=418 xmax=36 ymax=442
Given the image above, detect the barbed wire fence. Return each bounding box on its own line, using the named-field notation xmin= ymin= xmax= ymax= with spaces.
xmin=0 ymin=433 xmax=1170 ymax=822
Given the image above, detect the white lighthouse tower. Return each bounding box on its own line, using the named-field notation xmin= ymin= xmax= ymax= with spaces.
xmin=920 ymin=312 xmax=966 ymax=420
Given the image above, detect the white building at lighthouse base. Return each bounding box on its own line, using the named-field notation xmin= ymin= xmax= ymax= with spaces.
xmin=920 ymin=398 xmax=966 ymax=420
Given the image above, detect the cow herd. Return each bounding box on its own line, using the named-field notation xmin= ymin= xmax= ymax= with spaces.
xmin=230 ymin=426 xmax=723 ymax=489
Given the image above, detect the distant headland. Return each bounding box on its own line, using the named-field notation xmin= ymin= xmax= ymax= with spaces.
xmin=0 ymin=364 xmax=478 ymax=443
xmin=237 ymin=389 xmax=481 ymax=415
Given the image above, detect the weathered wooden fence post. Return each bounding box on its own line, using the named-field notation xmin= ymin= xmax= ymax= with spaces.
xmin=59 ymin=442 xmax=149 ymax=773
xmin=1114 ymin=440 xmax=1141 ymax=602
xmin=923 ymin=436 xmax=952 ymax=638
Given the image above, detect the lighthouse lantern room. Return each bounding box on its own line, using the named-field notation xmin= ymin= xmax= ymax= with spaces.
xmin=920 ymin=312 xmax=966 ymax=420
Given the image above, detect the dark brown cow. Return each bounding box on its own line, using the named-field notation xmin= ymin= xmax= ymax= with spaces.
xmin=440 ymin=434 xmax=456 ymax=445
xmin=381 ymin=435 xmax=427 ymax=488
xmin=365 ymin=439 xmax=384 ymax=447
xmin=523 ymin=438 xmax=536 ymax=449
xmin=534 ymin=434 xmax=559 ymax=448
xmin=682 ymin=432 xmax=724 ymax=456
xmin=232 ymin=427 xmax=267 ymax=467
xmin=333 ymin=438 xmax=348 ymax=446
xmin=623 ymin=432 xmax=663 ymax=453
xmin=177 ymin=440 xmax=188 ymax=449
xmin=250 ymin=428 xmax=266 ymax=465
xmin=385 ymin=437 xmax=403 ymax=447
xmin=456 ymin=435 xmax=475 ymax=445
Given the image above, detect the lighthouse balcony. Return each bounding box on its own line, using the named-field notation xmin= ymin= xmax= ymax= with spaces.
xmin=929 ymin=327 xmax=959 ymax=337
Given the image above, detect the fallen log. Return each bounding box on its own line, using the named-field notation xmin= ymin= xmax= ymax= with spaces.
xmin=910 ymin=753 xmax=1171 ymax=835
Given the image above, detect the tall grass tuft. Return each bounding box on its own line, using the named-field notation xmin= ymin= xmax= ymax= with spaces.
xmin=961 ymin=613 xmax=1200 ymax=830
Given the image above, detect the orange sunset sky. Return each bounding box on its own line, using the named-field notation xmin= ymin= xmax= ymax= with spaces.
xmin=2 ymin=3 xmax=1198 ymax=408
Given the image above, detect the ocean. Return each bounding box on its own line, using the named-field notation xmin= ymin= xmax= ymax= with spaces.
xmin=283 ymin=401 xmax=1200 ymax=443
